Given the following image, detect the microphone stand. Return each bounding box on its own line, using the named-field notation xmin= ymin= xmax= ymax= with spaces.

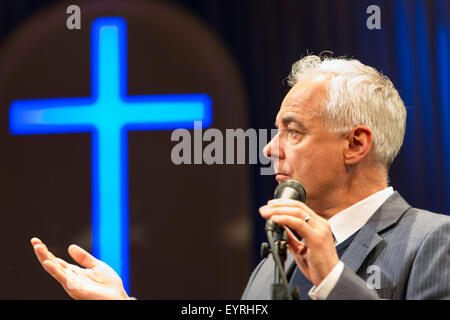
xmin=261 ymin=219 xmax=300 ymax=300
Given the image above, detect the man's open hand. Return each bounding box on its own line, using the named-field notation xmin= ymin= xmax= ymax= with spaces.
xmin=31 ymin=237 xmax=130 ymax=300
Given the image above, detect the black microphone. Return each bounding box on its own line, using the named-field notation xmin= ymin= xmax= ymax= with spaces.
xmin=265 ymin=180 xmax=307 ymax=233
xmin=262 ymin=180 xmax=306 ymax=300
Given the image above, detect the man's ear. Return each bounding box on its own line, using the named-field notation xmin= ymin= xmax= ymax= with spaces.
xmin=343 ymin=126 xmax=373 ymax=165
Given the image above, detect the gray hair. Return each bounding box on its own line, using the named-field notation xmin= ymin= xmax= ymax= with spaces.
xmin=287 ymin=54 xmax=407 ymax=169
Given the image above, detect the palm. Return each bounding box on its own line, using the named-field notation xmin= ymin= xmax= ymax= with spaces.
xmin=60 ymin=261 xmax=125 ymax=300
xmin=31 ymin=238 xmax=129 ymax=300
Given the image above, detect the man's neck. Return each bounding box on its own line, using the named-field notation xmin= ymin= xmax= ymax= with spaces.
xmin=309 ymin=172 xmax=388 ymax=220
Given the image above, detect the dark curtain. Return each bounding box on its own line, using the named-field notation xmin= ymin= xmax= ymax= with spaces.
xmin=1 ymin=0 xmax=449 ymax=268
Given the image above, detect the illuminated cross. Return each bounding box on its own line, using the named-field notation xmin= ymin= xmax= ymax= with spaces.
xmin=9 ymin=17 xmax=212 ymax=292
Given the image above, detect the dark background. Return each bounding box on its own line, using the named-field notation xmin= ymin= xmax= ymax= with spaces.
xmin=0 ymin=0 xmax=449 ymax=299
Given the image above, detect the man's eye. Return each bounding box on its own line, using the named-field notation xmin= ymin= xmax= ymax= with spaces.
xmin=288 ymin=129 xmax=300 ymax=135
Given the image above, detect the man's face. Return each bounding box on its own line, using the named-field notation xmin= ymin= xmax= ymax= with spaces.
xmin=264 ymin=78 xmax=347 ymax=206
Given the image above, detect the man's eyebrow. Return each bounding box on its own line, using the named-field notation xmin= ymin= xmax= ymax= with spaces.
xmin=278 ymin=116 xmax=307 ymax=130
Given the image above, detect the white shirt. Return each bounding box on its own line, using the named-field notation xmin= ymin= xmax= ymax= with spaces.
xmin=308 ymin=187 xmax=394 ymax=300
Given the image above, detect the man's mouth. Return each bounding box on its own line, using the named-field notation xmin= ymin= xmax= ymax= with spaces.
xmin=275 ymin=172 xmax=290 ymax=182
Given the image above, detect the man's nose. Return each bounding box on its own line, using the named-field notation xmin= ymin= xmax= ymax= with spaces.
xmin=263 ymin=132 xmax=281 ymax=160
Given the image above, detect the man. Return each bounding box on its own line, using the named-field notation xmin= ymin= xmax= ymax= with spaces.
xmin=31 ymin=55 xmax=450 ymax=300
xmin=242 ymin=55 xmax=450 ymax=299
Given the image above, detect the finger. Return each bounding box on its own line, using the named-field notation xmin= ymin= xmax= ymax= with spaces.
xmin=271 ymin=215 xmax=314 ymax=241
xmin=285 ymin=227 xmax=307 ymax=255
xmin=33 ymin=244 xmax=67 ymax=271
xmin=33 ymin=244 xmax=51 ymax=265
xmin=267 ymin=199 xmax=320 ymax=219
xmin=31 ymin=237 xmax=50 ymax=251
xmin=260 ymin=206 xmax=306 ymax=219
xmin=260 ymin=206 xmax=318 ymax=227
xmin=32 ymin=240 xmax=53 ymax=261
xmin=42 ymin=260 xmax=70 ymax=288
xmin=268 ymin=198 xmax=303 ymax=206
xmin=68 ymin=244 xmax=98 ymax=268
xmin=31 ymin=238 xmax=55 ymax=261
xmin=291 ymin=250 xmax=309 ymax=275
xmin=30 ymin=237 xmax=43 ymax=246
xmin=56 ymin=258 xmax=69 ymax=269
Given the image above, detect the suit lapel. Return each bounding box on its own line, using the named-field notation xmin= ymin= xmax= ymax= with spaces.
xmin=286 ymin=191 xmax=412 ymax=277
xmin=340 ymin=191 xmax=411 ymax=272
xmin=339 ymin=224 xmax=383 ymax=272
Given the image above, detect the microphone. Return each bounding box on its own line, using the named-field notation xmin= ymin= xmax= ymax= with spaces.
xmin=262 ymin=180 xmax=306 ymax=300
xmin=265 ymin=180 xmax=307 ymax=233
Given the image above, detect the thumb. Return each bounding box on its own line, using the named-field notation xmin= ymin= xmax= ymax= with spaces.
xmin=68 ymin=244 xmax=98 ymax=268
xmin=285 ymin=227 xmax=306 ymax=254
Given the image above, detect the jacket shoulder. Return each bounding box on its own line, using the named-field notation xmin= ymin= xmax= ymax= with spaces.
xmin=397 ymin=206 xmax=450 ymax=237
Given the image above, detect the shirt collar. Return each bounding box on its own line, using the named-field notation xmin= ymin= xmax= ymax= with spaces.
xmin=328 ymin=187 xmax=394 ymax=245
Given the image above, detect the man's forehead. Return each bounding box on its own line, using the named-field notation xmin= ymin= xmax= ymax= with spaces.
xmin=286 ymin=79 xmax=328 ymax=105
xmin=275 ymin=79 xmax=328 ymax=125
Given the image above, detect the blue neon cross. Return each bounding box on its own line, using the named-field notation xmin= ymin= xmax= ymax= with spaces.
xmin=9 ymin=17 xmax=212 ymax=292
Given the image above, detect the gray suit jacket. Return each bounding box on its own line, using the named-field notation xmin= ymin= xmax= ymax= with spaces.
xmin=241 ymin=192 xmax=450 ymax=299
